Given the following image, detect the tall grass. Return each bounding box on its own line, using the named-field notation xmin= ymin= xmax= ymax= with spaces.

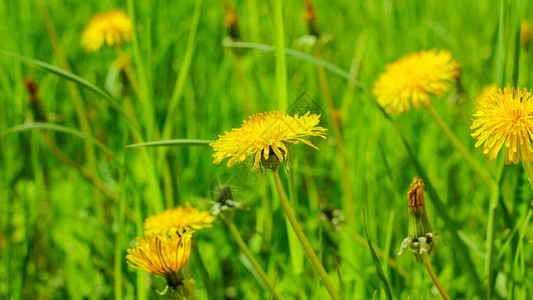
xmin=1 ymin=0 xmax=532 ymax=299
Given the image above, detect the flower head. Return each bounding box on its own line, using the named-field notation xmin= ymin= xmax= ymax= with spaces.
xmin=471 ymin=87 xmax=533 ymax=164
xmin=399 ymin=178 xmax=437 ymax=260
xmin=373 ymin=49 xmax=461 ymax=114
xmin=126 ymin=230 xmax=192 ymax=287
xmin=210 ymin=111 xmax=327 ymax=170
xmin=143 ymin=203 xmax=215 ymax=235
xmin=81 ymin=10 xmax=132 ymax=52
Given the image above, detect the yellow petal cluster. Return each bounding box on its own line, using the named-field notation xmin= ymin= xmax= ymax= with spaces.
xmin=81 ymin=10 xmax=132 ymax=52
xmin=373 ymin=49 xmax=460 ymax=114
xmin=144 ymin=203 xmax=215 ymax=235
xmin=126 ymin=230 xmax=192 ymax=278
xmin=210 ymin=111 xmax=327 ymax=169
xmin=471 ymin=87 xmax=533 ymax=164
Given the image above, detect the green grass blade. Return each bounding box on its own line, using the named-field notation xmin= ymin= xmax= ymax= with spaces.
xmin=161 ymin=0 xmax=202 ymax=143
xmin=272 ymin=0 xmax=287 ymax=110
xmin=363 ymin=210 xmax=393 ymax=300
xmin=223 ymin=40 xmax=366 ymax=89
xmin=0 ymin=51 xmax=138 ymax=131
xmin=114 ymin=134 xmax=128 ymax=300
xmin=1 ymin=122 xmax=115 ymax=158
xmin=127 ymin=0 xmax=155 ymax=141
xmin=126 ymin=139 xmax=214 ymax=148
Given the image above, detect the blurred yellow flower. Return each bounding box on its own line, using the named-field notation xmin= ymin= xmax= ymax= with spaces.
xmin=210 ymin=111 xmax=327 ymax=169
xmin=81 ymin=10 xmax=132 ymax=52
xmin=144 ymin=203 xmax=215 ymax=234
xmin=471 ymin=87 xmax=533 ymax=164
xmin=126 ymin=230 xmax=192 ymax=285
xmin=373 ymin=49 xmax=461 ymax=114
xmin=521 ymin=20 xmax=532 ymax=49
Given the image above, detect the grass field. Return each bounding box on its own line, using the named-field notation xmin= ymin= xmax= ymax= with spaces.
xmin=1 ymin=0 xmax=533 ymax=299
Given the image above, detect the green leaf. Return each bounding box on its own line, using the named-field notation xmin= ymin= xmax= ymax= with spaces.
xmin=0 ymin=51 xmax=138 ymax=131
xmin=363 ymin=210 xmax=393 ymax=300
xmin=126 ymin=139 xmax=214 ymax=148
xmin=1 ymin=122 xmax=115 ymax=159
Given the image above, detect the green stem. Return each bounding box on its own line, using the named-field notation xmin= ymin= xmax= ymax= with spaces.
xmin=425 ymin=104 xmax=494 ymax=187
xmin=183 ymin=266 xmax=197 ymax=300
xmin=421 ymin=253 xmax=451 ymax=300
xmin=226 ymin=219 xmax=284 ymax=300
xmin=158 ymin=0 xmax=202 ymax=171
xmin=271 ymin=171 xmax=341 ymax=300
xmin=522 ymin=161 xmax=533 ymax=191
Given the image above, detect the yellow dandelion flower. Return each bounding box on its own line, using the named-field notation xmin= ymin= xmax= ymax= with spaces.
xmin=143 ymin=203 xmax=215 ymax=235
xmin=373 ymin=49 xmax=461 ymax=114
xmin=81 ymin=10 xmax=132 ymax=52
xmin=210 ymin=111 xmax=327 ymax=169
xmin=471 ymin=87 xmax=533 ymax=164
xmin=126 ymin=230 xmax=192 ymax=286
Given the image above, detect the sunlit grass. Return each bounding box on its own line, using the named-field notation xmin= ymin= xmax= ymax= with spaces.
xmin=1 ymin=0 xmax=532 ymax=299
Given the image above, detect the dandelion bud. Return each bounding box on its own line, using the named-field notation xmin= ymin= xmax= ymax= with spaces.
xmin=24 ymin=77 xmax=46 ymax=122
xmin=399 ymin=178 xmax=437 ymax=261
xmin=303 ymin=0 xmax=320 ymax=37
xmin=224 ymin=3 xmax=241 ymax=41
xmin=521 ymin=20 xmax=532 ymax=49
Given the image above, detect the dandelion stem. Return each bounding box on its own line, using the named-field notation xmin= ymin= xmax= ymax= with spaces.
xmin=425 ymin=104 xmax=494 ymax=187
xmin=522 ymin=161 xmax=533 ymax=191
xmin=271 ymin=170 xmax=341 ymax=300
xmin=184 ymin=266 xmax=197 ymax=300
xmin=421 ymin=252 xmax=451 ymax=300
xmin=226 ymin=219 xmax=284 ymax=300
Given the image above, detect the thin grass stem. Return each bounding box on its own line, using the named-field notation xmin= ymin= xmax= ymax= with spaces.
xmin=271 ymin=170 xmax=341 ymax=300
xmin=272 ymin=0 xmax=288 ymax=109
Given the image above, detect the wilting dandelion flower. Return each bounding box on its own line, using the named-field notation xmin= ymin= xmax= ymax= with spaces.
xmin=81 ymin=10 xmax=132 ymax=52
xmin=373 ymin=49 xmax=461 ymax=114
xmin=126 ymin=230 xmax=193 ymax=288
xmin=399 ymin=178 xmax=437 ymax=260
xmin=471 ymin=87 xmax=533 ymax=164
xmin=143 ymin=203 xmax=215 ymax=234
xmin=210 ymin=111 xmax=327 ymax=170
